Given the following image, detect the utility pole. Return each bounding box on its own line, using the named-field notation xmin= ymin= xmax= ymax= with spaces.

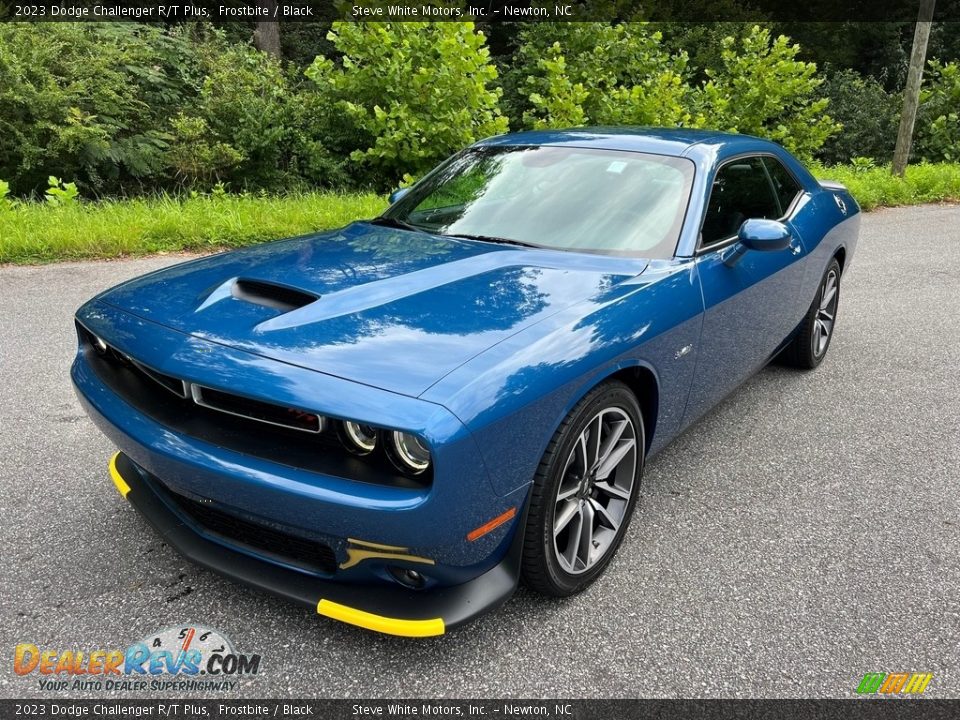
xmin=892 ymin=0 xmax=936 ymax=176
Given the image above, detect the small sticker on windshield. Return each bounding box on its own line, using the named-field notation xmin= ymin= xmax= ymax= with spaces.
xmin=606 ymin=161 xmax=627 ymax=174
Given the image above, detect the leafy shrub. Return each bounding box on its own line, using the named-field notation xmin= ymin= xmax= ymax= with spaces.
xmin=166 ymin=44 xmax=298 ymax=189
xmin=525 ymin=46 xmax=589 ymax=128
xmin=165 ymin=114 xmax=245 ymax=187
xmin=654 ymin=22 xmax=761 ymax=83
xmin=849 ymin=156 xmax=878 ymax=173
xmin=44 ymin=177 xmax=80 ymax=207
xmin=306 ymin=22 xmax=508 ymax=187
xmin=0 ymin=24 xmax=206 ymax=195
xmin=513 ymin=23 xmax=695 ymax=129
xmin=815 ymin=69 xmax=897 ymax=164
xmin=514 ymin=24 xmax=838 ymax=159
xmin=916 ymin=60 xmax=960 ymax=162
xmin=696 ymin=26 xmax=839 ymax=160
xmin=0 ymin=180 xmax=12 ymax=211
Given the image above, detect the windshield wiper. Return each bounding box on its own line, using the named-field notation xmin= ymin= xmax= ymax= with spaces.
xmin=445 ymin=233 xmax=542 ymax=249
xmin=369 ymin=216 xmax=422 ymax=232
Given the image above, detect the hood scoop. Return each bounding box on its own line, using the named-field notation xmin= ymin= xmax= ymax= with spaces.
xmin=230 ymin=279 xmax=318 ymax=312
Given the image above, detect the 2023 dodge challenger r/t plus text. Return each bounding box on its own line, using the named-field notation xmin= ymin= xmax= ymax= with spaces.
xmin=73 ymin=129 xmax=859 ymax=637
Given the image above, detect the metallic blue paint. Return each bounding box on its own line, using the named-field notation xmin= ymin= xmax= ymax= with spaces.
xmin=737 ymin=218 xmax=793 ymax=251
xmin=72 ymin=128 xmax=860 ymax=624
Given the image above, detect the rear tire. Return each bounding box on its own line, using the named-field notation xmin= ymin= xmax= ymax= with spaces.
xmin=521 ymin=381 xmax=644 ymax=597
xmin=781 ymin=259 xmax=841 ymax=369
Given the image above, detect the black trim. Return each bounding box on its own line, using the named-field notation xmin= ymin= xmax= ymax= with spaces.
xmin=695 ymin=152 xmax=805 ymax=256
xmin=112 ymin=452 xmax=524 ymax=632
xmin=79 ymin=336 xmax=430 ymax=490
xmin=232 ymin=279 xmax=317 ymax=313
xmin=761 ymin=156 xmax=804 ymax=217
xmin=160 ymin=484 xmax=338 ymax=575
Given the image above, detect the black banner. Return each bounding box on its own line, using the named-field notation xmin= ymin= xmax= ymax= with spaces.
xmin=2 ymin=700 xmax=960 ymax=720
xmin=2 ymin=0 xmax=960 ymax=23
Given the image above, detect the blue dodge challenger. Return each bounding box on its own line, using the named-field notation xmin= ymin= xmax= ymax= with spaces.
xmin=73 ymin=129 xmax=860 ymax=636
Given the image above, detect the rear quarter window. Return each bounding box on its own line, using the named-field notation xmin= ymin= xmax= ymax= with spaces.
xmin=763 ymin=157 xmax=803 ymax=216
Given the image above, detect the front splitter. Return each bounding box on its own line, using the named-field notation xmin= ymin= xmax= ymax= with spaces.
xmin=108 ymin=452 xmax=523 ymax=637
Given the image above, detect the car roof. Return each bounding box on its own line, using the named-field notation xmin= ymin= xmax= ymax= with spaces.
xmin=474 ymin=127 xmax=773 ymax=158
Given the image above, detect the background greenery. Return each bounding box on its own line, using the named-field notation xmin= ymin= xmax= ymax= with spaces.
xmin=2 ymin=20 xmax=959 ymax=196
xmin=0 ymin=20 xmax=958 ymax=264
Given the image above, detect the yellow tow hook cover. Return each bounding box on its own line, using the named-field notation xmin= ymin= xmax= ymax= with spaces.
xmin=108 ymin=452 xmax=131 ymax=498
xmin=316 ymin=599 xmax=444 ymax=637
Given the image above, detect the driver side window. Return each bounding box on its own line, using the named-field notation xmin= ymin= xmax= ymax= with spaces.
xmin=701 ymin=157 xmax=781 ymax=248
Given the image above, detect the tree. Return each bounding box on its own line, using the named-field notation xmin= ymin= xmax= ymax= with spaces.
xmin=253 ymin=0 xmax=281 ymax=58
xmin=696 ymin=26 xmax=839 ymax=160
xmin=515 ymin=23 xmax=695 ymax=129
xmin=0 ymin=24 xmax=206 ymax=195
xmin=816 ymin=69 xmax=897 ymax=163
xmin=305 ymin=22 xmax=508 ymax=186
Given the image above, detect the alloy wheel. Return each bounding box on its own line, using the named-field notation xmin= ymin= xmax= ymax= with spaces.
xmin=814 ymin=269 xmax=839 ymax=357
xmin=552 ymin=407 xmax=638 ymax=575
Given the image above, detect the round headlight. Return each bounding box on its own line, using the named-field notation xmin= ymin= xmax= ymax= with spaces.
xmin=388 ymin=431 xmax=431 ymax=475
xmin=339 ymin=421 xmax=378 ymax=455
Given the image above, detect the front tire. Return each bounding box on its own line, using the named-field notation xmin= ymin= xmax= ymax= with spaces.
xmin=781 ymin=258 xmax=841 ymax=369
xmin=521 ymin=381 xmax=644 ymax=597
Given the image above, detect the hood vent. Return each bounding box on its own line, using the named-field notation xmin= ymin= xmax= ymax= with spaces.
xmin=231 ymin=279 xmax=317 ymax=312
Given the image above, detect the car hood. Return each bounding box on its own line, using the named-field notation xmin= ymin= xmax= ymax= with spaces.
xmin=96 ymin=222 xmax=649 ymax=396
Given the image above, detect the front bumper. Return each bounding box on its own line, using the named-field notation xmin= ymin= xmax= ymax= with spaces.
xmin=109 ymin=451 xmax=523 ymax=636
xmin=72 ymin=302 xmax=530 ymax=635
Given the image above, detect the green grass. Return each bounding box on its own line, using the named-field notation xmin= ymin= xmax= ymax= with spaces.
xmin=812 ymin=162 xmax=960 ymax=211
xmin=0 ymin=191 xmax=388 ymax=265
xmin=1 ymin=163 xmax=959 ymax=265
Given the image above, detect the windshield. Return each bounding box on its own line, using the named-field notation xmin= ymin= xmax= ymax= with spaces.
xmin=383 ymin=146 xmax=695 ymax=258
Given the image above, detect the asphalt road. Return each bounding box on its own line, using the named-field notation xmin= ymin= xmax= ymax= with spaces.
xmin=1 ymin=204 xmax=958 ymax=700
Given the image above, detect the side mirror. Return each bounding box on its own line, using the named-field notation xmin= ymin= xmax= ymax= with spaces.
xmin=388 ymin=187 xmax=410 ymax=204
xmin=737 ymin=218 xmax=792 ymax=252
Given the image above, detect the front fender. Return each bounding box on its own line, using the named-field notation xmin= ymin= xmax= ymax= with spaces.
xmin=423 ymin=260 xmax=704 ymax=496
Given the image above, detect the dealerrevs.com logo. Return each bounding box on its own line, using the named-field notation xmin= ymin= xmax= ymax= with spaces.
xmin=13 ymin=625 xmax=261 ymax=692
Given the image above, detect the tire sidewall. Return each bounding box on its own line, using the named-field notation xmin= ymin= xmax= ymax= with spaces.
xmin=806 ymin=259 xmax=842 ymax=367
xmin=532 ymin=382 xmax=645 ymax=595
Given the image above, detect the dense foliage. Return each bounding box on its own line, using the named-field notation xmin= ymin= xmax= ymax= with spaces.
xmin=697 ymin=27 xmax=838 ymax=159
xmin=916 ymin=60 xmax=960 ymax=162
xmin=507 ymin=23 xmax=693 ymax=129
xmin=816 ymin=70 xmax=898 ymax=165
xmin=306 ymin=22 xmax=508 ymax=184
xmin=0 ymin=24 xmax=204 ymax=194
xmin=0 ymin=21 xmax=958 ymax=197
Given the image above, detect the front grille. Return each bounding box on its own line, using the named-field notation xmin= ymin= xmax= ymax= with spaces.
xmin=167 ymin=489 xmax=338 ymax=574
xmin=192 ymin=384 xmax=322 ymax=433
xmin=78 ymin=321 xmax=319 ymax=433
xmin=128 ymin=358 xmax=188 ymax=398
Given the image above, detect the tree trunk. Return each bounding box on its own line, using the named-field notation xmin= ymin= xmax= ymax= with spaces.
xmin=892 ymin=0 xmax=936 ymax=176
xmin=253 ymin=0 xmax=281 ymax=59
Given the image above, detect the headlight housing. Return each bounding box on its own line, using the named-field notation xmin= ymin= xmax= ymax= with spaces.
xmin=339 ymin=421 xmax=378 ymax=455
xmin=334 ymin=420 xmax=431 ymax=478
xmin=387 ymin=431 xmax=432 ymax=476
